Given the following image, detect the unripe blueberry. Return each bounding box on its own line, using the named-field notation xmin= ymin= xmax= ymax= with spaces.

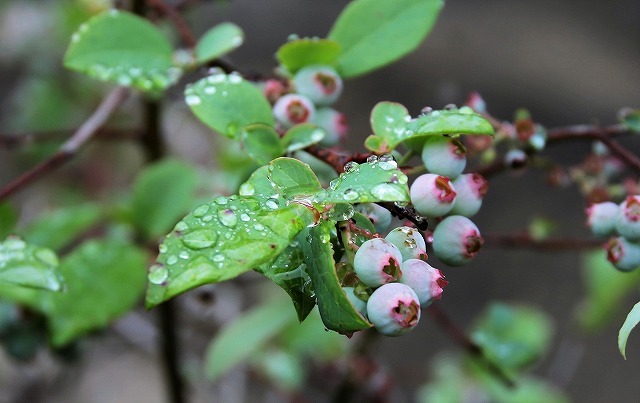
xmin=356 ymin=203 xmax=392 ymax=232
xmin=504 ymin=149 xmax=527 ymax=169
xmin=273 ymin=94 xmax=316 ymax=128
xmin=342 ymin=286 xmax=368 ymax=317
xmin=615 ymin=196 xmax=640 ymax=241
xmin=421 ymin=136 xmax=466 ymax=179
xmin=314 ymin=107 xmax=348 ymax=146
xmin=432 ymin=215 xmax=484 ymax=266
xmin=586 ymin=201 xmax=619 ymax=237
xmin=262 ymin=79 xmax=287 ymax=104
xmin=606 ymin=237 xmax=640 ymax=272
xmin=410 ymin=174 xmax=457 ymax=217
xmin=450 ymin=173 xmax=488 ymax=217
xmin=353 ymin=238 xmax=403 ymax=287
xmin=293 ymin=65 xmax=343 ymax=106
xmin=385 ymin=226 xmax=427 ymax=261
xmin=398 ymin=259 xmax=448 ymax=307
xmin=366 ymin=283 xmax=420 ymax=336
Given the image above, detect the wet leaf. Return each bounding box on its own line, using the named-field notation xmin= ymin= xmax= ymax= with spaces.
xmin=185 ymin=72 xmax=274 ymax=138
xmin=241 ymin=124 xmax=284 ymax=165
xmin=300 ymin=222 xmax=372 ymax=334
xmin=195 ymin=22 xmax=244 ymax=64
xmin=281 ymin=123 xmax=326 ymax=152
xmin=276 ymin=38 xmax=341 ymax=75
xmin=0 ymin=236 xmax=63 ymax=292
xmin=64 ymin=10 xmax=179 ymax=92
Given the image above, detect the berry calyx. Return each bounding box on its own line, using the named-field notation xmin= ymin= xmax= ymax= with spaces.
xmin=366 ymin=283 xmax=421 ymax=336
xmin=273 ymin=93 xmax=315 ymax=128
xmin=293 ymin=65 xmax=343 ymax=106
xmin=410 ymin=174 xmax=457 ymax=217
xmin=606 ymin=236 xmax=640 ymax=272
xmin=616 ymin=195 xmax=640 ymax=241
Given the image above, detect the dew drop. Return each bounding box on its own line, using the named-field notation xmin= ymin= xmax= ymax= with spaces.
xmin=228 ymin=73 xmax=242 ymax=84
xmin=204 ymin=86 xmax=217 ymax=95
xmin=193 ymin=204 xmax=209 ymax=217
xmin=116 ymin=74 xmax=132 ymax=86
xmin=174 ymin=221 xmax=189 ymax=232
xmin=158 ymin=243 xmax=168 ymax=253
xmin=4 ymin=238 xmax=25 ymax=251
xmin=231 ymin=36 xmax=243 ymax=46
xmin=343 ymin=161 xmax=359 ymax=173
xmin=182 ymin=228 xmax=218 ymax=249
xmin=370 ymin=183 xmax=406 ymax=201
xmin=444 ymin=104 xmax=458 ymax=111
xmin=218 ymin=209 xmax=238 ymax=227
xmin=212 ymin=254 xmax=225 ymax=262
xmin=421 ymin=106 xmax=433 ymax=115
xmin=366 ymin=155 xmax=379 ymax=164
xmin=167 ymin=255 xmax=178 ymax=265
xmin=202 ymin=215 xmax=214 ymax=222
xmin=240 ymin=213 xmax=251 ymax=222
xmin=35 ymin=248 xmax=58 ymax=266
xmin=185 ymin=94 xmax=201 ymax=106
xmin=71 ymin=33 xmax=80 ymax=43
xmin=378 ymin=154 xmax=398 ymax=171
xmin=343 ymin=188 xmax=360 ymax=201
xmin=148 ymin=264 xmax=169 ymax=285
xmin=311 ymin=130 xmax=325 ymax=142
xmin=215 ymin=196 xmax=228 ymax=205
xmin=129 ymin=67 xmax=142 ymax=77
xmin=254 ymin=223 xmax=265 ymax=231
xmin=207 ymin=74 xmax=226 ymax=84
xmin=239 ymin=183 xmax=255 ymax=196
xmin=265 ymin=199 xmax=279 ymax=210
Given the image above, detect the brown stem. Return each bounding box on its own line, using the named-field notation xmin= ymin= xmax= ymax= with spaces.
xmin=427 ymin=304 xmax=515 ymax=388
xmin=0 ymin=128 xmax=142 ymax=149
xmin=0 ymin=87 xmax=130 ymax=202
xmin=484 ymin=232 xmax=603 ymax=251
xmin=147 ymin=0 xmax=197 ymax=47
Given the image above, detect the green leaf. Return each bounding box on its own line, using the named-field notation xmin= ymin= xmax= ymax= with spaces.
xmin=22 ymin=203 xmax=102 ymax=251
xmin=471 ymin=303 xmax=553 ymax=373
xmin=0 ymin=236 xmax=63 ymax=292
xmin=0 ymin=203 xmax=18 ymax=240
xmin=195 ymin=22 xmax=244 ymax=64
xmin=328 ymin=0 xmax=443 ymax=78
xmin=47 ymin=239 xmax=147 ymax=346
xmin=619 ymin=301 xmax=640 ymax=359
xmin=313 ymin=157 xmax=410 ymax=204
xmin=185 ymin=72 xmax=274 ymax=138
xmin=577 ymin=250 xmax=640 ymax=331
xmin=276 ymin=38 xmax=342 ymax=75
xmin=256 ymin=237 xmax=316 ymax=322
xmin=131 ymin=159 xmax=199 ymax=241
xmin=619 ymin=108 xmax=640 ymax=133
xmin=300 ymin=222 xmax=372 ymax=334
xmin=365 ymin=101 xmax=411 ymax=153
xmin=64 ymin=10 xmax=179 ymax=92
xmin=145 ymin=196 xmax=315 ymax=308
xmin=267 ymin=157 xmax=323 ymax=199
xmin=241 ymin=124 xmax=284 ymax=165
xmin=281 ymin=123 xmax=326 ymax=152
xmin=365 ymin=105 xmax=494 ymax=153
xmin=205 ymin=295 xmax=296 ymax=380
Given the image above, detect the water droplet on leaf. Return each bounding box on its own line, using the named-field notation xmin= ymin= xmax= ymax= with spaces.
xmin=218 ymin=209 xmax=238 ymax=227
xmin=182 ymin=229 xmax=218 ymax=249
xmin=148 ymin=264 xmax=169 ymax=285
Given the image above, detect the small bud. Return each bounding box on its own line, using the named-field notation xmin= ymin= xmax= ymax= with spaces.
xmin=366 ymin=283 xmax=421 ymax=336
xmin=398 ymin=259 xmax=448 ymax=307
xmin=616 ymin=195 xmax=640 ymax=241
xmin=385 ymin=226 xmax=428 ymax=261
xmin=450 ymin=173 xmax=488 ymax=217
xmin=586 ymin=201 xmax=618 ymax=237
xmin=606 ymin=236 xmax=640 ymax=272
xmin=273 ymin=94 xmax=315 ymax=128
xmin=293 ymin=65 xmax=343 ymax=106
xmin=353 ymin=238 xmax=403 ymax=287
xmin=410 ymin=174 xmax=457 ymax=217
xmin=432 ymin=215 xmax=484 ymax=266
xmin=421 ymin=136 xmax=467 ymax=179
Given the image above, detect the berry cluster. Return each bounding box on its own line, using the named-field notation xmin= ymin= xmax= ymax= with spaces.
xmin=269 ymin=65 xmax=346 ymax=146
xmin=410 ymin=134 xmax=488 ymax=266
xmin=345 ymin=227 xmax=447 ymax=336
xmin=588 ymin=195 xmax=640 ymax=271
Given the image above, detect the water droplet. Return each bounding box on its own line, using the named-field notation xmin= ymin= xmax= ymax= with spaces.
xmin=218 ymin=209 xmax=238 ymax=227
xmin=343 ymin=161 xmax=359 ymax=173
xmin=240 ymin=213 xmax=251 ymax=222
xmin=71 ymin=33 xmax=80 ymax=43
xmin=212 ymin=254 xmax=225 ymax=262
xmin=129 ymin=67 xmax=142 ymax=77
xmin=174 ymin=221 xmax=189 ymax=232
xmin=311 ymin=130 xmax=325 ymax=142
xmin=185 ymin=94 xmax=201 ymax=106
xmin=202 ymin=215 xmax=213 ymax=222
xmin=184 ymin=228 xmax=217 ymax=249
xmin=204 ymin=86 xmax=216 ymax=95
xmin=378 ymin=154 xmax=398 ymax=171
xmin=78 ymin=23 xmax=88 ymax=33
xmin=148 ymin=264 xmax=169 ymax=285
xmin=231 ymin=36 xmax=243 ymax=46
xmin=228 ymin=73 xmax=242 ymax=84
xmin=371 ymin=183 xmax=406 ymax=201
xmin=343 ymin=188 xmax=360 ymax=201
xmin=421 ymin=106 xmax=433 ymax=115
xmin=35 ymin=248 xmax=58 ymax=266
xmin=397 ymin=173 xmax=408 ymax=184
xmin=4 ymin=238 xmax=25 ymax=251
xmin=287 ymin=33 xmax=300 ymax=41
xmin=265 ymin=199 xmax=279 ymax=210
xmin=158 ymin=244 xmax=168 ymax=253
xmin=193 ymin=204 xmax=209 ymax=217
xmin=215 ymin=196 xmax=228 ymax=205
xmin=366 ymin=155 xmax=378 ymax=164
xmin=167 ymin=255 xmax=178 ymax=265
xmin=254 ymin=223 xmax=265 ymax=231
xmin=179 ymin=251 xmax=190 ymax=260
xmin=207 ymin=74 xmax=226 ymax=84
xmin=444 ymin=104 xmax=458 ymax=111
xmin=239 ymin=183 xmax=255 ymax=196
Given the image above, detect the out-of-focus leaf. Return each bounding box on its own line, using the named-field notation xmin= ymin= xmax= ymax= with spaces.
xmin=619 ymin=108 xmax=640 ymax=133
xmin=195 ymin=22 xmax=244 ymax=64
xmin=281 ymin=123 xmax=326 ymax=152
xmin=276 ymin=38 xmax=341 ymax=74
xmin=0 ymin=203 xmax=18 ymax=240
xmin=0 ymin=236 xmax=63 ymax=292
xmin=241 ymin=123 xmax=284 ymax=165
xmin=619 ymin=301 xmax=640 ymax=359
xmin=22 ymin=203 xmax=102 ymax=250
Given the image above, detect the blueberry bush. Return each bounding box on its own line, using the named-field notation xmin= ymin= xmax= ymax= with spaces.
xmin=0 ymin=0 xmax=639 ymax=401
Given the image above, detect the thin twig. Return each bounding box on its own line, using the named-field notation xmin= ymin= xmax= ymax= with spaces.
xmin=147 ymin=0 xmax=197 ymax=47
xmin=0 ymin=87 xmax=130 ymax=202
xmin=427 ymin=304 xmax=515 ymax=388
xmin=484 ymin=232 xmax=602 ymax=251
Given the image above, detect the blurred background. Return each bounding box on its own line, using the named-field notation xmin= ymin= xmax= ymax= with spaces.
xmin=1 ymin=0 xmax=639 ymax=402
